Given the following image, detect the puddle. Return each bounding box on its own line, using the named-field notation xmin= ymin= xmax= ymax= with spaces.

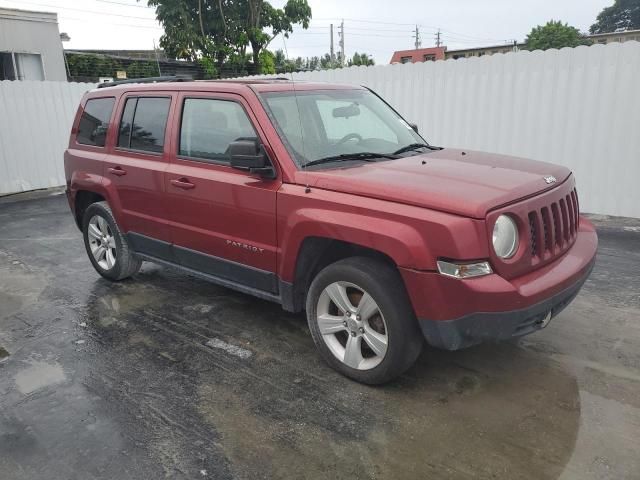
xmin=14 ymin=361 xmax=66 ymax=394
xmin=0 ymin=291 xmax=27 ymax=319
xmin=197 ymin=345 xmax=581 ymax=480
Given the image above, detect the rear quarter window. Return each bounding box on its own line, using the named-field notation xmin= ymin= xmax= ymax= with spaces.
xmin=77 ymin=97 xmax=115 ymax=147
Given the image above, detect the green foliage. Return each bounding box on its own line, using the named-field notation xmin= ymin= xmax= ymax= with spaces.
xmin=348 ymin=52 xmax=375 ymax=67
xmin=126 ymin=61 xmax=160 ymax=78
xmin=271 ymin=49 xmax=373 ymax=73
xmin=143 ymin=0 xmax=311 ymax=75
xmin=590 ymin=0 xmax=640 ymax=34
xmin=66 ymin=54 xmax=124 ymax=79
xmin=66 ymin=53 xmax=163 ymax=80
xmin=319 ymin=53 xmax=337 ymax=69
xmin=259 ymin=50 xmax=276 ymax=74
xmin=525 ymin=20 xmax=592 ymax=51
xmin=198 ymin=57 xmax=218 ymax=79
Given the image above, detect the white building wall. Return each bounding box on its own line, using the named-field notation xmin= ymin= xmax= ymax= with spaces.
xmin=0 ymin=8 xmax=68 ymax=81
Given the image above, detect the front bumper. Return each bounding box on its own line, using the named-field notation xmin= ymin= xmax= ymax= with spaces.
xmin=400 ymin=218 xmax=597 ymax=350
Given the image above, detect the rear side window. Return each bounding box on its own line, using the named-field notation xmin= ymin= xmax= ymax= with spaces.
xmin=117 ymin=97 xmax=171 ymax=153
xmin=179 ymin=98 xmax=257 ymax=162
xmin=77 ymin=97 xmax=115 ymax=147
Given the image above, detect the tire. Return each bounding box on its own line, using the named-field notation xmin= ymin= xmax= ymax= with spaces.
xmin=306 ymin=257 xmax=423 ymax=385
xmin=82 ymin=201 xmax=141 ymax=281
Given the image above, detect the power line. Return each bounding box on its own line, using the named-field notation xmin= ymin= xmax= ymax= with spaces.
xmin=316 ymin=17 xmax=513 ymax=44
xmin=315 ymin=17 xmax=416 ymax=27
xmin=295 ymin=25 xmax=414 ymax=34
xmin=96 ymin=0 xmax=153 ymax=8
xmin=58 ymin=14 xmax=163 ymax=31
xmin=1 ymin=0 xmax=157 ymax=21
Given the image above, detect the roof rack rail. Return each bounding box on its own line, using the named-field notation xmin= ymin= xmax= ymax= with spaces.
xmin=97 ymin=75 xmax=193 ymax=88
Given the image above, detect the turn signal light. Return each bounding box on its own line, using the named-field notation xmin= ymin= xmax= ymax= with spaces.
xmin=437 ymin=260 xmax=492 ymax=279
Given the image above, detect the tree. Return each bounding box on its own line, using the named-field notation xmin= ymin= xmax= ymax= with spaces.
xmin=525 ymin=20 xmax=592 ymax=51
xmin=348 ymin=52 xmax=374 ymax=67
xmin=259 ymin=49 xmax=276 ymax=74
xmin=144 ymin=0 xmax=311 ymax=74
xmin=590 ymin=0 xmax=640 ymax=34
xmin=246 ymin=0 xmax=311 ymax=72
xmin=198 ymin=57 xmax=218 ymax=78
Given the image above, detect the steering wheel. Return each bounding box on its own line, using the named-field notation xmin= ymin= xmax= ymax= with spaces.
xmin=336 ymin=133 xmax=363 ymax=145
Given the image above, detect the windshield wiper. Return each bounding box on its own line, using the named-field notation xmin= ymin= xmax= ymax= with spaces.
xmin=392 ymin=143 xmax=434 ymax=155
xmin=302 ymin=152 xmax=398 ymax=169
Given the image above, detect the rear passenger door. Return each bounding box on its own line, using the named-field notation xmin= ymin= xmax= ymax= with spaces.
xmin=106 ymin=93 xmax=175 ymax=257
xmin=164 ymin=92 xmax=281 ymax=294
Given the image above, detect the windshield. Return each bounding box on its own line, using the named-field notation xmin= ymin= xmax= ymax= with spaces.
xmin=259 ymin=89 xmax=427 ymax=168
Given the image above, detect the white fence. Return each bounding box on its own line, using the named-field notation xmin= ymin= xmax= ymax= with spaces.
xmin=260 ymin=42 xmax=640 ymax=219
xmin=0 ymin=81 xmax=94 ymax=195
xmin=1 ymin=42 xmax=639 ymax=218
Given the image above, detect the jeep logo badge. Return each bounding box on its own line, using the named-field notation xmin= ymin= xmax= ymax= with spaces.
xmin=544 ymin=175 xmax=557 ymax=184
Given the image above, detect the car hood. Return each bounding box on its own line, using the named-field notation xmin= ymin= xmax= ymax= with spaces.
xmin=296 ymin=149 xmax=572 ymax=218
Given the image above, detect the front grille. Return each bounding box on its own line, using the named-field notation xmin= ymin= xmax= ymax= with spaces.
xmin=528 ymin=188 xmax=579 ymax=260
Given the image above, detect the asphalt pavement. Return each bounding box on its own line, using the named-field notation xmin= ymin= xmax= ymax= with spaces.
xmin=1 ymin=191 xmax=639 ymax=479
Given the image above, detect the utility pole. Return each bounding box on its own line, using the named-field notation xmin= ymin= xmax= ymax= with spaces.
xmin=153 ymin=39 xmax=162 ymax=76
xmin=435 ymin=29 xmax=442 ymax=48
xmin=330 ymin=23 xmax=335 ymax=66
xmin=338 ymin=19 xmax=345 ymax=66
xmin=413 ymin=25 xmax=421 ymax=49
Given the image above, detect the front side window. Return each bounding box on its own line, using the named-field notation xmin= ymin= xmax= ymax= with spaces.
xmin=117 ymin=97 xmax=171 ymax=153
xmin=77 ymin=97 xmax=115 ymax=147
xmin=261 ymin=89 xmax=425 ymax=168
xmin=179 ymin=98 xmax=257 ymax=162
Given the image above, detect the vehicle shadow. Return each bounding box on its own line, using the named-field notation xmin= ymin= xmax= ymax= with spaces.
xmin=82 ymin=264 xmax=581 ymax=480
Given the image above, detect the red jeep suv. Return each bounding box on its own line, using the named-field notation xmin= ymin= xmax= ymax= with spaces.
xmin=64 ymin=77 xmax=597 ymax=384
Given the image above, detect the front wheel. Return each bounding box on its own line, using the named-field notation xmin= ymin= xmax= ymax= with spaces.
xmin=306 ymin=257 xmax=424 ymax=384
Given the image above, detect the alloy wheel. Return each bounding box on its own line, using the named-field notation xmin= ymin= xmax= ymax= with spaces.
xmin=316 ymin=281 xmax=388 ymax=370
xmin=88 ymin=215 xmax=117 ymax=270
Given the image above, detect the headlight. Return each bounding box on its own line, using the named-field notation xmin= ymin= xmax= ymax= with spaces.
xmin=492 ymin=215 xmax=519 ymax=258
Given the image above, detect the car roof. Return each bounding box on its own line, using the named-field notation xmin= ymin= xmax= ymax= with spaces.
xmin=88 ymin=78 xmax=364 ymax=95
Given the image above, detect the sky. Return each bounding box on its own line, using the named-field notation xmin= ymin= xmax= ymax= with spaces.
xmin=0 ymin=0 xmax=612 ymax=63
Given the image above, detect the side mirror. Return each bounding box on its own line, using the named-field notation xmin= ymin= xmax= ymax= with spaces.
xmin=229 ymin=139 xmax=275 ymax=179
xmin=409 ymin=123 xmax=419 ymax=133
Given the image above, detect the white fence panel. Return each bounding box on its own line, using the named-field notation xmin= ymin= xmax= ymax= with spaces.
xmin=1 ymin=43 xmax=639 ymax=218
xmin=256 ymin=42 xmax=640 ymax=218
xmin=0 ymin=81 xmax=95 ymax=195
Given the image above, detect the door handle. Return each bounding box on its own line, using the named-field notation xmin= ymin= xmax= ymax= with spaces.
xmin=170 ymin=178 xmax=195 ymax=190
xmin=108 ymin=166 xmax=127 ymax=176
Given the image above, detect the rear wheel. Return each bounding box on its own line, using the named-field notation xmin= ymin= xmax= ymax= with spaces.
xmin=306 ymin=257 xmax=423 ymax=384
xmin=82 ymin=201 xmax=141 ymax=281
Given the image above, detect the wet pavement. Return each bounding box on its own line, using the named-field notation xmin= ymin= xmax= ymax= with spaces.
xmin=0 ymin=191 xmax=639 ymax=480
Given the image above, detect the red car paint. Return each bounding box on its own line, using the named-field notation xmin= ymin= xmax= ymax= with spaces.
xmin=64 ymin=80 xmax=597 ymax=346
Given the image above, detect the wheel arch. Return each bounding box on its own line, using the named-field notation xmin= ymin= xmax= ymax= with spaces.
xmin=281 ymin=236 xmax=407 ymax=313
xmin=74 ymin=190 xmax=105 ymax=229
xmin=70 ymin=173 xmax=124 ymax=231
